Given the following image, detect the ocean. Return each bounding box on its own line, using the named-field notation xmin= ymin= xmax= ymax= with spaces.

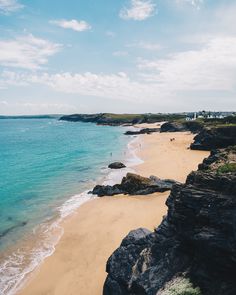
xmin=0 ymin=118 xmax=140 ymax=294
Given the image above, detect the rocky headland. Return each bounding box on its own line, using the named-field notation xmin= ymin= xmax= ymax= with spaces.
xmin=103 ymin=145 xmax=236 ymax=295
xmin=59 ymin=113 xmax=185 ymax=126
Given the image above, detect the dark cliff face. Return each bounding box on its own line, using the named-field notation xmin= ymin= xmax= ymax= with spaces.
xmin=160 ymin=121 xmax=203 ymax=133
xmin=191 ymin=126 xmax=236 ymax=151
xmin=103 ymin=147 xmax=236 ymax=295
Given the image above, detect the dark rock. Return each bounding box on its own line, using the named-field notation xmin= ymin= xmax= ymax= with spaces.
xmin=124 ymin=128 xmax=160 ymax=135
xmin=160 ymin=121 xmax=203 ymax=134
xmin=103 ymin=148 xmax=236 ymax=295
xmin=91 ymin=184 xmax=123 ymax=196
xmin=90 ymin=173 xmax=179 ymax=197
xmin=191 ymin=126 xmax=236 ymax=151
xmin=120 ymin=174 xmax=179 ymax=195
xmin=108 ymin=162 xmax=126 ymax=169
xmin=160 ymin=122 xmax=187 ymax=133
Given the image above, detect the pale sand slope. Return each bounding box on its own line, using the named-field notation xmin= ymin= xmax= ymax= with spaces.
xmin=19 ymin=131 xmax=209 ymax=295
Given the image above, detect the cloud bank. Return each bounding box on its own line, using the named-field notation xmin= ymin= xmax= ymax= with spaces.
xmin=0 ymin=34 xmax=61 ymax=70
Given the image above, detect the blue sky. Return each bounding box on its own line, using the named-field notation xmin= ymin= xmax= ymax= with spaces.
xmin=0 ymin=0 xmax=236 ymax=115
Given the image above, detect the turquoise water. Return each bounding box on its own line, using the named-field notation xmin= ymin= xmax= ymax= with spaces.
xmin=0 ymin=119 xmax=132 ymax=294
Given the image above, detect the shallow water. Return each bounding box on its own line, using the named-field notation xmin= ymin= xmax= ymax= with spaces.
xmin=0 ymin=118 xmax=136 ymax=294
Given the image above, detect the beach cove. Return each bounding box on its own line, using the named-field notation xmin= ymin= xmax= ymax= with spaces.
xmin=18 ymin=126 xmax=209 ymax=295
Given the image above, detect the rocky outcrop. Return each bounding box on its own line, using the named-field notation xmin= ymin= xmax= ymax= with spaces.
xmin=160 ymin=121 xmax=203 ymax=133
xmin=191 ymin=126 xmax=236 ymax=151
xmin=160 ymin=122 xmax=187 ymax=132
xmin=124 ymin=128 xmax=160 ymax=135
xmin=90 ymin=173 xmax=179 ymax=197
xmin=103 ymin=147 xmax=236 ymax=295
xmin=108 ymin=162 xmax=126 ymax=169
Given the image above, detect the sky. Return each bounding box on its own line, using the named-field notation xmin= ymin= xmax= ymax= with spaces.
xmin=0 ymin=0 xmax=236 ymax=115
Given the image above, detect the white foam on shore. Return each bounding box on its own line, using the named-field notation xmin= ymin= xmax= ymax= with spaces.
xmin=0 ymin=129 xmax=143 ymax=295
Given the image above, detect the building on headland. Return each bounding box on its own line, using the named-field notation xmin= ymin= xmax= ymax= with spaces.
xmin=185 ymin=111 xmax=235 ymax=121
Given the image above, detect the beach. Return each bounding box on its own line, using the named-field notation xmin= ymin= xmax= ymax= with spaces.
xmin=18 ymin=129 xmax=209 ymax=295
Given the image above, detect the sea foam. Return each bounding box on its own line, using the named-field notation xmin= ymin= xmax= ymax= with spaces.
xmin=0 ymin=128 xmax=143 ymax=295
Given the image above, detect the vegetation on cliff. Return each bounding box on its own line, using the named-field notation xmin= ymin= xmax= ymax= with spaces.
xmin=59 ymin=113 xmax=186 ymax=125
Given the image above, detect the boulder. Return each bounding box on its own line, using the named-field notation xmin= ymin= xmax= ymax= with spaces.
xmin=124 ymin=128 xmax=160 ymax=135
xmin=91 ymin=184 xmax=123 ymax=197
xmin=108 ymin=162 xmax=126 ymax=169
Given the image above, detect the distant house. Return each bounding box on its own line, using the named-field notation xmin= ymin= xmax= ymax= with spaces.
xmin=186 ymin=112 xmax=197 ymax=121
xmin=185 ymin=111 xmax=234 ymax=121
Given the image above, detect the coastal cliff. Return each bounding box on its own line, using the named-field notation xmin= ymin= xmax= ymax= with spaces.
xmin=190 ymin=126 xmax=236 ymax=150
xmin=103 ymin=146 xmax=236 ymax=295
xmin=59 ymin=113 xmax=185 ymax=125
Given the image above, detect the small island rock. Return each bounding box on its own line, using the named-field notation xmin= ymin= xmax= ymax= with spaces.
xmin=108 ymin=162 xmax=126 ymax=169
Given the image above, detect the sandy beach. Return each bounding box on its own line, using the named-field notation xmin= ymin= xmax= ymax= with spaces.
xmin=18 ymin=129 xmax=209 ymax=295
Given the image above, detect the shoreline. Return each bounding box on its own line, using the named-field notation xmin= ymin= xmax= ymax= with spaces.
xmin=17 ymin=127 xmax=209 ymax=295
xmin=0 ymin=123 xmax=133 ymax=295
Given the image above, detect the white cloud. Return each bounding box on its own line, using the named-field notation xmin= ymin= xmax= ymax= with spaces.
xmin=50 ymin=19 xmax=91 ymax=32
xmin=1 ymin=36 xmax=236 ymax=110
xmin=0 ymin=100 xmax=8 ymax=105
xmin=0 ymin=0 xmax=23 ymax=14
xmin=28 ymin=72 xmax=148 ymax=102
xmin=113 ymin=51 xmax=129 ymax=57
xmin=0 ymin=34 xmax=61 ymax=70
xmin=106 ymin=31 xmax=115 ymax=37
xmin=127 ymin=41 xmax=162 ymax=50
xmin=176 ymin=0 xmax=204 ymax=9
xmin=137 ymin=36 xmax=236 ymax=92
xmin=119 ymin=0 xmax=156 ymax=21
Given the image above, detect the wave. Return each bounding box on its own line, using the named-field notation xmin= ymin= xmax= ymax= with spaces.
xmin=0 ymin=131 xmax=143 ymax=295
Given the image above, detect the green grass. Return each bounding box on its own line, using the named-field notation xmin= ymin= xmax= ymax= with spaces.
xmin=160 ymin=278 xmax=202 ymax=295
xmin=217 ymin=163 xmax=236 ymax=174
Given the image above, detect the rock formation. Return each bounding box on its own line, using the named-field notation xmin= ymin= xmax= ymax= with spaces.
xmin=160 ymin=121 xmax=203 ymax=133
xmin=108 ymin=162 xmax=126 ymax=169
xmin=160 ymin=122 xmax=187 ymax=132
xmin=124 ymin=128 xmax=160 ymax=135
xmin=103 ymin=147 xmax=236 ymax=295
xmin=190 ymin=126 xmax=236 ymax=151
xmin=90 ymin=173 xmax=179 ymax=197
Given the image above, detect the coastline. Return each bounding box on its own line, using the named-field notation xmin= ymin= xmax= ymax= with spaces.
xmin=17 ymin=127 xmax=209 ymax=295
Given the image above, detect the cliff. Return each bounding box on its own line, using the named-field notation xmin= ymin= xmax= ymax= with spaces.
xmin=190 ymin=126 xmax=236 ymax=151
xmin=59 ymin=113 xmax=186 ymax=126
xmin=103 ymin=146 xmax=236 ymax=295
